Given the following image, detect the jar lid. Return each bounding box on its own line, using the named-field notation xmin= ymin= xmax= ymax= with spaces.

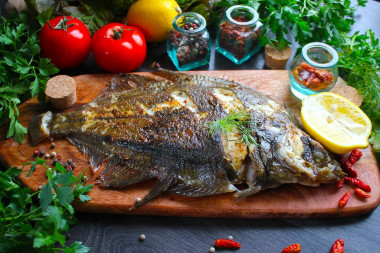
xmin=302 ymin=42 xmax=339 ymax=68
xmin=226 ymin=5 xmax=259 ymax=25
xmin=172 ymin=12 xmax=206 ymax=34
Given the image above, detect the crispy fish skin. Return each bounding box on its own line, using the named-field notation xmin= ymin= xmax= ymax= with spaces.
xmin=29 ymin=66 xmax=344 ymax=208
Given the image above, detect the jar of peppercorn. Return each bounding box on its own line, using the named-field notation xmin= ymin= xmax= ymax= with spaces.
xmin=289 ymin=42 xmax=339 ymax=99
xmin=167 ymin=12 xmax=211 ymax=71
xmin=216 ymin=5 xmax=262 ymax=64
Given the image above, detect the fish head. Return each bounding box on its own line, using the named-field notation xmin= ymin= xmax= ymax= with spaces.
xmin=272 ymin=125 xmax=344 ymax=186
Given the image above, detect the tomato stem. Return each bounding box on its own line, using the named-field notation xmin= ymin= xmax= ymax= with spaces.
xmin=112 ymin=28 xmax=123 ymax=40
xmin=48 ymin=16 xmax=74 ymax=34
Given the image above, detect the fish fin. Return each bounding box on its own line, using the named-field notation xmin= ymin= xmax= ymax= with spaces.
xmin=133 ymin=176 xmax=175 ymax=209
xmin=99 ymin=158 xmax=154 ymax=188
xmin=97 ymin=73 xmax=157 ymax=99
xmin=29 ymin=111 xmax=52 ymax=145
xmin=151 ymin=62 xmax=190 ymax=82
xmin=233 ymin=185 xmax=262 ymax=201
xmin=67 ymin=135 xmax=108 ymax=171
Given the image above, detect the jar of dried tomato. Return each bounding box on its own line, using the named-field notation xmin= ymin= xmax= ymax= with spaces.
xmin=167 ymin=12 xmax=210 ymax=71
xmin=289 ymin=42 xmax=339 ymax=99
xmin=216 ymin=5 xmax=262 ymax=64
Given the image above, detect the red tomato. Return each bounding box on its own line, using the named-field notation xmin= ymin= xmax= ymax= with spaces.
xmin=91 ymin=23 xmax=147 ymax=73
xmin=39 ymin=16 xmax=91 ymax=70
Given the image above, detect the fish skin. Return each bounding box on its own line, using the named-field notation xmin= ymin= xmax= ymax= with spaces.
xmin=29 ymin=66 xmax=344 ymax=208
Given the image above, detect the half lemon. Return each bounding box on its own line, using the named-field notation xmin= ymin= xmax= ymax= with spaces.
xmin=301 ymin=92 xmax=372 ymax=154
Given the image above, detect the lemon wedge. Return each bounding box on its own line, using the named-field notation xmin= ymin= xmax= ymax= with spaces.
xmin=301 ymin=92 xmax=372 ymax=154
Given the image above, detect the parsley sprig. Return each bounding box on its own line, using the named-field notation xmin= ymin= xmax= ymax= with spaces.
xmin=0 ymin=15 xmax=59 ymax=144
xmin=0 ymin=158 xmax=92 ymax=252
xmin=207 ymin=110 xmax=257 ymax=145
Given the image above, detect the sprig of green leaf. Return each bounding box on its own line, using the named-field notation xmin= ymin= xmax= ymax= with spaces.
xmin=207 ymin=110 xmax=257 ymax=145
xmin=337 ymin=30 xmax=380 ymax=152
xmin=0 ymin=158 xmax=92 ymax=252
xmin=0 ymin=15 xmax=59 ymax=144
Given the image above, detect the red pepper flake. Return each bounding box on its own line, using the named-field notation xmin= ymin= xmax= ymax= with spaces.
xmin=336 ymin=178 xmax=345 ymax=189
xmin=341 ymin=158 xmax=357 ymax=178
xmin=344 ymin=177 xmax=371 ymax=192
xmin=214 ymin=239 xmax=241 ymax=249
xmin=282 ymin=243 xmax=301 ymax=253
xmin=338 ymin=190 xmax=351 ymax=208
xmin=349 ymin=149 xmax=362 ymax=164
xmin=330 ymin=238 xmax=344 ymax=253
xmin=354 ymin=188 xmax=371 ymax=198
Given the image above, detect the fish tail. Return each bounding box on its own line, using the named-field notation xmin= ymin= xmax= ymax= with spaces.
xmin=28 ymin=111 xmax=52 ymax=146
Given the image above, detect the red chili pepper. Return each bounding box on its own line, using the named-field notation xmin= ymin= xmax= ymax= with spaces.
xmin=338 ymin=190 xmax=351 ymax=208
xmin=282 ymin=243 xmax=301 ymax=253
xmin=344 ymin=177 xmax=371 ymax=192
xmin=354 ymin=188 xmax=371 ymax=198
xmin=331 ymin=238 xmax=344 ymax=253
xmin=214 ymin=239 xmax=241 ymax=249
xmin=349 ymin=149 xmax=362 ymax=164
xmin=336 ymin=178 xmax=345 ymax=188
xmin=340 ymin=158 xmax=357 ymax=178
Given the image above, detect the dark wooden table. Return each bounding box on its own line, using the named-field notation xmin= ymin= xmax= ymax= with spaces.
xmin=2 ymin=1 xmax=380 ymax=252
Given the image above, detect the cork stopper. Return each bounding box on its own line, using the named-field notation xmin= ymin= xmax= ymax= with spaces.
xmin=45 ymin=75 xmax=76 ymax=109
xmin=265 ymin=44 xmax=292 ymax=69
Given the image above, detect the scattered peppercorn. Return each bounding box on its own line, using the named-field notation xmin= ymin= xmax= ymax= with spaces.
xmin=71 ymin=162 xmax=76 ymax=169
xmin=214 ymin=239 xmax=241 ymax=249
xmin=57 ymin=154 xmax=62 ymax=160
xmin=50 ymin=142 xmax=56 ymax=149
xmin=228 ymin=235 xmax=233 ymax=240
xmin=52 ymin=159 xmax=59 ymax=166
xmin=338 ymin=190 xmax=351 ymax=208
xmin=45 ymin=154 xmax=50 ymax=159
xmin=39 ymin=150 xmax=45 ymax=157
xmin=136 ymin=197 xmax=142 ymax=203
xmin=33 ymin=150 xmax=39 ymax=157
xmin=282 ymin=243 xmax=301 ymax=253
xmin=330 ymin=238 xmax=344 ymax=253
xmin=341 ymin=158 xmax=357 ymax=178
xmin=66 ymin=165 xmax=72 ymax=171
xmin=344 ymin=177 xmax=371 ymax=192
xmin=348 ymin=149 xmax=362 ymax=164
xmin=83 ymin=176 xmax=88 ymax=181
xmin=51 ymin=151 xmax=56 ymax=158
xmin=139 ymin=234 xmax=145 ymax=241
xmin=67 ymin=159 xmax=72 ymax=165
xmin=209 ymin=247 xmax=215 ymax=253
xmin=354 ymin=188 xmax=371 ymax=199
xmin=38 ymin=185 xmax=43 ymax=190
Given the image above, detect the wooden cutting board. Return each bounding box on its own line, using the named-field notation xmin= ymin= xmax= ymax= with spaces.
xmin=0 ymin=70 xmax=379 ymax=218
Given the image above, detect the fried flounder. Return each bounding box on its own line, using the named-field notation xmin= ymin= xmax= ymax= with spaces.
xmin=29 ymin=65 xmax=344 ymax=208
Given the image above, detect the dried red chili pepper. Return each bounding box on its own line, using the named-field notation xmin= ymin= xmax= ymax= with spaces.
xmin=344 ymin=177 xmax=371 ymax=192
xmin=349 ymin=149 xmax=362 ymax=164
xmin=336 ymin=178 xmax=345 ymax=188
xmin=214 ymin=239 xmax=241 ymax=249
xmin=331 ymin=238 xmax=344 ymax=253
xmin=281 ymin=243 xmax=301 ymax=253
xmin=340 ymin=158 xmax=357 ymax=178
xmin=338 ymin=190 xmax=351 ymax=208
xmin=354 ymin=188 xmax=371 ymax=198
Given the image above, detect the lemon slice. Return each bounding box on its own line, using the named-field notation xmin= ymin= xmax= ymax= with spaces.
xmin=301 ymin=92 xmax=372 ymax=154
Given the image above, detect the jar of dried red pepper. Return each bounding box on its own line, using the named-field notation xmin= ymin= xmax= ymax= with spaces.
xmin=167 ymin=12 xmax=210 ymax=71
xmin=216 ymin=5 xmax=262 ymax=64
xmin=289 ymin=42 xmax=339 ymax=99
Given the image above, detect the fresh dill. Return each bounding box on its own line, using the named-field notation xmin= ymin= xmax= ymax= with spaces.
xmin=207 ymin=110 xmax=257 ymax=145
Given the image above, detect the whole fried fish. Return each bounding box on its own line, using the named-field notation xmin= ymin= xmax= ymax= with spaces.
xmin=29 ymin=64 xmax=344 ymax=208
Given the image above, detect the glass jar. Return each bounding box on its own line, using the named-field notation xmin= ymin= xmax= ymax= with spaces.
xmin=216 ymin=5 xmax=262 ymax=64
xmin=167 ymin=12 xmax=211 ymax=71
xmin=289 ymin=42 xmax=339 ymax=100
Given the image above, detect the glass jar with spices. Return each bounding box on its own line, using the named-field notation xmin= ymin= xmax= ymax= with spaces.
xmin=216 ymin=5 xmax=262 ymax=64
xmin=289 ymin=42 xmax=339 ymax=99
xmin=167 ymin=12 xmax=210 ymax=71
